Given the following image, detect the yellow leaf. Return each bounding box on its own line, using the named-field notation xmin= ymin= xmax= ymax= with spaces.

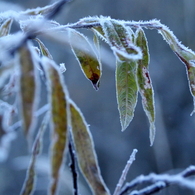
xmin=42 ymin=57 xmax=68 ymax=195
xmin=18 ymin=41 xmax=39 ymax=138
xmin=70 ymin=100 xmax=110 ymax=195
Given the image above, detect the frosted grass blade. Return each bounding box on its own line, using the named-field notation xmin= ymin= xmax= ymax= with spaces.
xmin=70 ymin=100 xmax=110 ymax=195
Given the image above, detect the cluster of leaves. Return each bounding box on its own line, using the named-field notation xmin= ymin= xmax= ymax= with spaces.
xmin=1 ymin=0 xmax=195 ymax=195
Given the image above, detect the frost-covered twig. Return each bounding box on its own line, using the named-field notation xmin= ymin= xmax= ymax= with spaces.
xmin=113 ymin=149 xmax=138 ymax=195
xmin=130 ymin=181 xmax=166 ymax=195
xmin=120 ymin=165 xmax=195 ymax=195
xmin=57 ymin=18 xmax=163 ymax=30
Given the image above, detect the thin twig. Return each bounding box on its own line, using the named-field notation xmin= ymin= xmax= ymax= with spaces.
xmin=120 ymin=166 xmax=195 ymax=195
xmin=113 ymin=149 xmax=138 ymax=195
xmin=130 ymin=181 xmax=166 ymax=195
xmin=68 ymin=132 xmax=79 ymax=195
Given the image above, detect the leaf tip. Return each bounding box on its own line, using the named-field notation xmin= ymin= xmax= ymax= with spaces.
xmin=90 ymin=73 xmax=100 ymax=90
xmin=190 ymin=98 xmax=195 ymax=116
xmin=149 ymin=123 xmax=156 ymax=146
xmin=120 ymin=119 xmax=131 ymax=132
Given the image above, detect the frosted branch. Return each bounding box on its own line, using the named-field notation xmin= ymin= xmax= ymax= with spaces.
xmin=120 ymin=166 xmax=195 ymax=195
xmin=113 ymin=149 xmax=138 ymax=195
xmin=57 ymin=18 xmax=163 ymax=31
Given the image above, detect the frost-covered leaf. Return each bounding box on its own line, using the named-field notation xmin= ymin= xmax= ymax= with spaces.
xmin=0 ymin=18 xmax=12 ymax=37
xmin=42 ymin=57 xmax=68 ymax=195
xmin=35 ymin=38 xmax=53 ymax=59
xmin=18 ymin=41 xmax=39 ymax=138
xmin=20 ymin=112 xmax=49 ymax=195
xmin=111 ymin=20 xmax=140 ymax=56
xmin=69 ymin=29 xmax=101 ymax=90
xmin=99 ymin=18 xmax=142 ymax=61
xmin=159 ymin=27 xmax=195 ymax=114
xmin=108 ymin=20 xmax=140 ymax=131
xmin=135 ymin=28 xmax=155 ymax=145
xmin=116 ymin=60 xmax=138 ymax=131
xmin=92 ymin=26 xmax=106 ymax=41
xmin=70 ymin=100 xmax=110 ymax=195
xmin=77 ymin=17 xmax=105 ymax=44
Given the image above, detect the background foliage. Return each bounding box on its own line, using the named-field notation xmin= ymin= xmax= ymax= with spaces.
xmin=1 ymin=0 xmax=195 ymax=195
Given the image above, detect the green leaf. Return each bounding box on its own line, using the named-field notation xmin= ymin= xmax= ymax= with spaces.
xmin=92 ymin=26 xmax=107 ymax=43
xmin=111 ymin=20 xmax=139 ymax=55
xmin=159 ymin=27 xmax=195 ymax=114
xmin=102 ymin=19 xmax=140 ymax=131
xmin=116 ymin=60 xmax=138 ymax=131
xmin=35 ymin=38 xmax=53 ymax=59
xmin=100 ymin=19 xmax=142 ymax=61
xmin=18 ymin=42 xmax=39 ymax=137
xmin=135 ymin=28 xmax=155 ymax=145
xmin=42 ymin=57 xmax=68 ymax=195
xmin=0 ymin=18 xmax=12 ymax=37
xmin=69 ymin=29 xmax=101 ymax=90
xmin=70 ymin=100 xmax=110 ymax=195
xmin=20 ymin=112 xmax=49 ymax=195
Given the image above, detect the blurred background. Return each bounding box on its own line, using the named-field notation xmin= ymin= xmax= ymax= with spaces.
xmin=1 ymin=0 xmax=195 ymax=194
